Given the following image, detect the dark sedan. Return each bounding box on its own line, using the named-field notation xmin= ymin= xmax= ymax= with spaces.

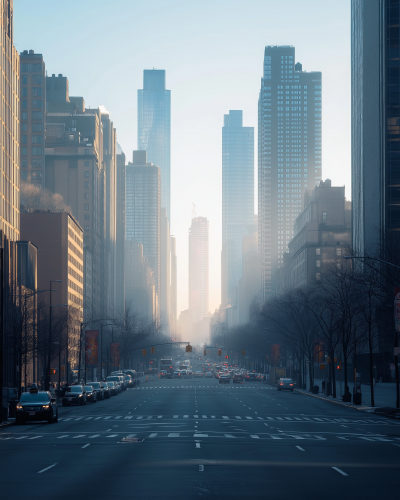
xmin=86 ymin=381 xmax=104 ymax=400
xmin=219 ymin=374 xmax=230 ymax=384
xmin=84 ymin=385 xmax=97 ymax=403
xmin=16 ymin=385 xmax=58 ymax=424
xmin=99 ymin=381 xmax=111 ymax=398
xmin=106 ymin=381 xmax=117 ymax=396
xmin=62 ymin=385 xmax=87 ymax=406
xmin=277 ymin=378 xmax=294 ymax=391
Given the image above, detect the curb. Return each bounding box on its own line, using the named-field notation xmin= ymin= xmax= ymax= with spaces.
xmin=294 ymin=388 xmax=373 ymax=413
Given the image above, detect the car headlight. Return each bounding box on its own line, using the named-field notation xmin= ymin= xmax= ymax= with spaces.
xmin=16 ymin=404 xmax=23 ymax=410
xmin=78 ymin=394 xmax=82 ymax=397
xmin=42 ymin=405 xmax=50 ymax=409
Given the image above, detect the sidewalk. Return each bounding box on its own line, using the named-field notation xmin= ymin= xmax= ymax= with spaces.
xmin=309 ymin=377 xmax=398 ymax=409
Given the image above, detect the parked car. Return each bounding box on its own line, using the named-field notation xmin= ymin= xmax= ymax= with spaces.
xmin=16 ymin=384 xmax=58 ymax=424
xmin=62 ymin=385 xmax=87 ymax=406
xmin=84 ymin=385 xmax=97 ymax=403
xmin=106 ymin=376 xmax=123 ymax=392
xmin=277 ymin=378 xmax=294 ymax=391
xmin=99 ymin=381 xmax=111 ymax=398
xmin=86 ymin=381 xmax=104 ymax=400
xmin=106 ymin=381 xmax=117 ymax=396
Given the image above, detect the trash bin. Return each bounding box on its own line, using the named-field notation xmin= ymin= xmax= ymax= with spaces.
xmin=342 ymin=393 xmax=352 ymax=403
xmin=353 ymin=393 xmax=362 ymax=405
xmin=8 ymin=400 xmax=18 ymax=418
xmin=312 ymin=385 xmax=319 ymax=394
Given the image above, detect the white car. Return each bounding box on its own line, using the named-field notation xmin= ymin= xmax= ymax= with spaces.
xmin=194 ymin=371 xmax=203 ymax=378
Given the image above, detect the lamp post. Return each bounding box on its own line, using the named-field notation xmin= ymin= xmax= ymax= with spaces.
xmin=45 ymin=279 xmax=62 ymax=391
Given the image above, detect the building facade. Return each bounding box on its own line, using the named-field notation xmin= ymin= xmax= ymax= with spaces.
xmin=137 ymin=69 xmax=171 ymax=222
xmin=125 ymin=151 xmax=161 ymax=305
xmin=221 ymin=110 xmax=254 ymax=307
xmin=160 ymin=207 xmax=170 ymax=327
xmin=20 ymin=50 xmax=45 ymax=189
xmin=258 ymin=45 xmax=322 ymax=300
xmin=351 ymin=0 xmax=400 ymax=255
xmin=0 ymin=0 xmax=19 ymax=242
xmin=170 ymin=235 xmax=177 ymax=333
xmin=189 ymin=216 xmax=209 ymax=323
xmin=116 ymin=150 xmax=126 ymax=311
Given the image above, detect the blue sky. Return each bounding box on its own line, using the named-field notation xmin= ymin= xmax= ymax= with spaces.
xmin=15 ymin=0 xmax=351 ymax=317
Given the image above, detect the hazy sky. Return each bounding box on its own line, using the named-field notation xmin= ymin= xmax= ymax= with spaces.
xmin=15 ymin=0 xmax=351 ymax=319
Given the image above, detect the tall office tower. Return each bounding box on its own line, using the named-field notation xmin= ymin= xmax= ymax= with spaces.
xmin=352 ymin=0 xmax=400 ymax=255
xmin=258 ymin=46 xmax=322 ymax=300
xmin=20 ymin=50 xmax=45 ymax=189
xmin=0 ymin=0 xmax=19 ymax=242
xmin=116 ymin=150 xmax=126 ymax=310
xmin=189 ymin=217 xmax=209 ymax=323
xmin=125 ymin=151 xmax=161 ymax=305
xmin=45 ymin=87 xmax=105 ymax=320
xmin=160 ymin=207 xmax=170 ymax=327
xmin=138 ymin=69 xmax=171 ymax=222
xmin=221 ymin=110 xmax=254 ymax=308
xmin=170 ymin=235 xmax=177 ymax=333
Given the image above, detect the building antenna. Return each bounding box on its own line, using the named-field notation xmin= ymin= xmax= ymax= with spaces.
xmin=192 ymin=203 xmax=196 ymax=220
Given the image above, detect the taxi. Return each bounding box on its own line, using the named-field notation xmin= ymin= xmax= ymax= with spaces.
xmin=15 ymin=384 xmax=59 ymax=424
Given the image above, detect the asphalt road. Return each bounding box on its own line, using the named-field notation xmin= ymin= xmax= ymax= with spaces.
xmin=1 ymin=373 xmax=400 ymax=499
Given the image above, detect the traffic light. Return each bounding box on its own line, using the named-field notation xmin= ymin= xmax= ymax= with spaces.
xmin=142 ymin=349 xmax=146 ymax=356
xmin=218 ymin=349 xmax=222 ymax=356
xmin=225 ymin=355 xmax=229 ymax=359
xmin=242 ymin=350 xmax=245 ymax=356
xmin=203 ymin=349 xmax=206 ymax=356
xmin=151 ymin=346 xmax=155 ymax=354
xmin=337 ymin=361 xmax=342 ymax=371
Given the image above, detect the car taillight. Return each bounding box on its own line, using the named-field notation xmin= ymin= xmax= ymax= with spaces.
xmin=290 ymin=384 xmax=293 ymax=386
xmin=280 ymin=383 xmax=284 ymax=385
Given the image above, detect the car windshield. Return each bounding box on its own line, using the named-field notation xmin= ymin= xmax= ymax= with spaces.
xmin=68 ymin=386 xmax=83 ymax=393
xmin=282 ymin=379 xmax=293 ymax=383
xmin=20 ymin=393 xmax=49 ymax=403
xmin=87 ymin=382 xmax=100 ymax=388
xmin=84 ymin=386 xmax=93 ymax=392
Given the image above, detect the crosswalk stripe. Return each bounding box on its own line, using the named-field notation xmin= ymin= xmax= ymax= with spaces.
xmin=28 ymin=436 xmax=42 ymax=440
xmin=126 ymin=434 xmax=136 ymax=438
xmin=168 ymin=433 xmax=180 ymax=437
xmin=202 ymin=415 xmax=207 ymax=418
xmin=15 ymin=436 xmax=29 ymax=440
xmin=224 ymin=434 xmax=235 ymax=438
xmin=104 ymin=416 xmax=111 ymax=420
xmin=183 ymin=415 xmax=188 ymax=418
xmin=337 ymin=436 xmax=348 ymax=440
xmin=235 ymin=416 xmax=242 ymax=419
xmin=149 ymin=433 xmax=158 ymax=438
xmin=106 ymin=434 xmax=118 ymax=438
xmin=115 ymin=416 xmax=122 ymax=419
xmin=246 ymin=417 xmax=253 ymax=420
xmin=173 ymin=415 xmax=178 ymax=418
xmin=94 ymin=417 xmax=102 ymax=420
xmin=136 ymin=417 xmax=143 ymax=420
xmin=250 ymin=435 xmax=259 ymax=439
xmin=271 ymin=436 xmax=282 ymax=439
xmin=194 ymin=434 xmax=208 ymax=437
xmin=85 ymin=417 xmax=93 ymax=420
xmin=73 ymin=435 xmax=85 ymax=438
xmin=124 ymin=416 xmax=132 ymax=419
xmin=57 ymin=435 xmax=69 ymax=439
xmin=222 ymin=416 xmax=229 ymax=419
xmin=88 ymin=435 xmax=100 ymax=438
xmin=314 ymin=436 xmax=326 ymax=440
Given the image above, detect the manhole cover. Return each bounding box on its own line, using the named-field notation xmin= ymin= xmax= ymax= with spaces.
xmin=120 ymin=437 xmax=144 ymax=443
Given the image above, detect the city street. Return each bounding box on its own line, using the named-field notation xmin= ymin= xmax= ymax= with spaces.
xmin=1 ymin=377 xmax=399 ymax=499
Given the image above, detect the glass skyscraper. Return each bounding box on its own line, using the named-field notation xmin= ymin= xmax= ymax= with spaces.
xmin=138 ymin=69 xmax=171 ymax=222
xmin=351 ymin=0 xmax=400 ymax=256
xmin=189 ymin=216 xmax=209 ymax=323
xmin=258 ymin=46 xmax=322 ymax=300
xmin=222 ymin=110 xmax=254 ymax=307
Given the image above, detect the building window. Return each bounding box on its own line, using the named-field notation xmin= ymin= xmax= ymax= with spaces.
xmin=21 ymin=87 xmax=27 ymax=97
xmin=21 ymin=123 xmax=27 ymax=132
xmin=316 ymin=248 xmax=321 ymax=255
xmin=31 ymin=171 xmax=42 ymax=180
xmin=21 ymin=171 xmax=28 ymax=181
xmin=21 ymin=147 xmax=27 ymax=156
xmin=84 ymin=161 xmax=89 ymax=167
xmin=22 ymin=112 xmax=28 ymax=120
xmin=32 ymin=135 xmax=43 ymax=144
xmin=32 ymin=123 xmax=42 ymax=132
xmin=21 ymin=159 xmax=27 ymax=168
xmin=32 ymin=159 xmax=43 ymax=168
xmin=336 ymin=247 xmax=342 ymax=256
xmin=21 ymin=135 xmax=27 ymax=144
xmin=22 ymin=75 xmax=28 ymax=84
xmin=84 ymin=192 xmax=89 ymax=200
xmin=31 ymin=100 xmax=42 ymax=109
xmin=32 ymin=112 xmax=43 ymax=120
xmin=32 ymin=75 xmax=42 ymax=85
xmin=84 ymin=226 xmax=89 ymax=231
xmin=32 ymin=147 xmax=43 ymax=156
xmin=322 ymin=211 xmax=327 ymax=222
xmin=21 ymin=99 xmax=27 ymax=108
xmin=84 ymin=149 xmax=90 ymax=155
xmin=316 ymin=260 xmax=321 ymax=268
xmin=316 ymin=273 xmax=321 ymax=280
xmin=84 ymin=182 xmax=89 ymax=189
xmin=84 ymin=214 xmax=89 ymax=221
xmin=71 ymin=119 xmax=77 ymax=126
xmin=84 ymin=204 xmax=89 ymax=210
xmin=32 ymin=88 xmax=42 ymax=97
xmin=84 ymin=171 xmax=89 ymax=178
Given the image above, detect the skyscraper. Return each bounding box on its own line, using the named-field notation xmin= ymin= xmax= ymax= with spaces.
xmin=221 ymin=110 xmax=254 ymax=307
xmin=137 ymin=69 xmax=171 ymax=222
xmin=0 ymin=0 xmax=20 ymax=242
xmin=170 ymin=235 xmax=177 ymax=333
xmin=125 ymin=151 xmax=161 ymax=303
xmin=351 ymin=0 xmax=399 ymax=255
xmin=20 ymin=50 xmax=45 ymax=189
xmin=116 ymin=149 xmax=126 ymax=310
xmin=258 ymin=46 xmax=322 ymax=300
xmin=189 ymin=216 xmax=209 ymax=323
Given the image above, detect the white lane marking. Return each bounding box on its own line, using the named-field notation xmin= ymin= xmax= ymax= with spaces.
xmin=332 ymin=467 xmax=348 ymax=476
xmin=74 ymin=417 xmax=83 ymax=421
xmin=276 ymin=417 xmax=283 ymax=420
xmin=115 ymin=416 xmax=122 ymax=420
xmin=266 ymin=417 xmax=274 ymax=420
xmin=285 ymin=417 xmax=292 ymax=420
xmin=104 ymin=416 xmax=111 ymax=420
xmin=126 ymin=434 xmax=137 ymax=438
xmin=224 ymin=434 xmax=235 ymax=438
xmin=136 ymin=417 xmax=143 ymax=420
xmin=149 ymin=433 xmax=157 ymax=438
xmin=202 ymin=415 xmax=207 ymax=418
xmin=393 ymin=444 xmax=400 ymax=448
xmin=246 ymin=417 xmax=253 ymax=420
xmin=106 ymin=434 xmax=118 ymax=438
xmin=15 ymin=436 xmax=29 ymax=440
xmin=28 ymin=436 xmax=42 ymax=440
xmin=168 ymin=433 xmax=180 ymax=437
xmin=63 ymin=418 xmax=72 ymax=421
xmin=173 ymin=415 xmax=178 ymax=419
xmin=337 ymin=436 xmax=348 ymax=440
xmin=359 ymin=437 xmax=374 ymax=441
xmin=296 ymin=446 xmax=305 ymax=451
xmin=94 ymin=417 xmax=102 ymax=420
xmin=199 ymin=465 xmax=204 ymax=472
xmin=257 ymin=417 xmax=263 ymax=420
xmin=235 ymin=416 xmax=242 ymax=419
xmin=314 ymin=418 xmax=323 ymax=421
xmin=158 ymin=416 xmax=163 ymax=419
xmin=88 ymin=435 xmax=100 ymax=438
xmin=222 ymin=416 xmax=229 ymax=419
xmin=124 ymin=416 xmax=132 ymax=419
xmin=37 ymin=463 xmax=58 ymax=474
xmin=82 ymin=444 xmax=90 ymax=449
xmin=314 ymin=436 xmax=326 ymax=440
xmin=211 ymin=416 xmax=216 ymax=418
xmin=194 ymin=434 xmax=208 ymax=437
xmin=250 ymin=435 xmax=259 ymax=439
xmin=373 ymin=437 xmax=391 ymax=442
xmin=57 ymin=435 xmax=69 ymax=439
xmin=196 ymin=442 xmax=201 ymax=448
xmin=85 ymin=417 xmax=93 ymax=420
xmin=73 ymin=435 xmax=86 ymax=439
xmin=271 ymin=436 xmax=282 ymax=439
